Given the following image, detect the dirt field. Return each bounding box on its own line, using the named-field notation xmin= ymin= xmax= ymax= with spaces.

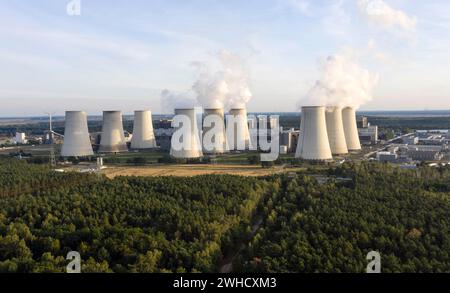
xmin=102 ymin=164 xmax=302 ymax=178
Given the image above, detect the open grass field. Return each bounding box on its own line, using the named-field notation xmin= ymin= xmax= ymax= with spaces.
xmin=101 ymin=164 xmax=305 ymax=178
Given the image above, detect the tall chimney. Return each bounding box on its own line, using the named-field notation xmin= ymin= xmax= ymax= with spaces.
xmin=61 ymin=111 xmax=94 ymax=157
xmin=295 ymin=106 xmax=332 ymax=160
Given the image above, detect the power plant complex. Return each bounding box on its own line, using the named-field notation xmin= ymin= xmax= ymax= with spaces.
xmin=59 ymin=104 xmax=362 ymax=162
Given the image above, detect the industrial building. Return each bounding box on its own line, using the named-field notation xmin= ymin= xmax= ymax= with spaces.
xmin=295 ymin=106 xmax=332 ymax=161
xmin=358 ymin=125 xmax=378 ymax=145
xmin=13 ymin=132 xmax=27 ymax=144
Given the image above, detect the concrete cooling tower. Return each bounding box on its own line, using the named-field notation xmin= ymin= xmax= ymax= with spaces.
xmin=98 ymin=111 xmax=128 ymax=153
xmin=131 ymin=110 xmax=157 ymax=149
xmin=326 ymin=107 xmax=348 ymax=155
xmin=202 ymin=108 xmax=227 ymax=154
xmin=227 ymin=108 xmax=251 ymax=151
xmin=295 ymin=106 xmax=332 ymax=161
xmin=342 ymin=107 xmax=361 ymax=151
xmin=61 ymin=111 xmax=94 ymax=157
xmin=170 ymin=108 xmax=203 ymax=158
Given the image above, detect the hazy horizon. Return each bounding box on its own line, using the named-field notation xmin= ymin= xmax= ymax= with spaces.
xmin=1 ymin=0 xmax=450 ymax=115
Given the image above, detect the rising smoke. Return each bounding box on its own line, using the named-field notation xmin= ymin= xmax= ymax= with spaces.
xmin=192 ymin=50 xmax=252 ymax=109
xmin=302 ymin=52 xmax=379 ymax=109
xmin=161 ymin=50 xmax=252 ymax=112
xmin=160 ymin=89 xmax=197 ymax=113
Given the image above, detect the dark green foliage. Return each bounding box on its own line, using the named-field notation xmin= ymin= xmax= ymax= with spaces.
xmin=235 ymin=163 xmax=450 ymax=273
xmin=0 ymin=159 xmax=271 ymax=272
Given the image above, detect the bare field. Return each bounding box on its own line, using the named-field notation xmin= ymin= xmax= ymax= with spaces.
xmin=102 ymin=164 xmax=303 ymax=178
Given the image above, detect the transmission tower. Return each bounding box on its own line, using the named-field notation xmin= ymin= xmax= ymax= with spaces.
xmin=46 ymin=112 xmax=56 ymax=167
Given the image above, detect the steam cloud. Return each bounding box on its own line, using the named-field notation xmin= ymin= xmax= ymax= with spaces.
xmin=192 ymin=50 xmax=252 ymax=109
xmin=161 ymin=89 xmax=197 ymax=113
xmin=303 ymin=53 xmax=379 ymax=109
xmin=357 ymin=0 xmax=416 ymax=32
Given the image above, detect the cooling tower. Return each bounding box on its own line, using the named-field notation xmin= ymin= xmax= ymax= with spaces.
xmin=61 ymin=111 xmax=94 ymax=157
xmin=202 ymin=108 xmax=227 ymax=154
xmin=170 ymin=108 xmax=203 ymax=158
xmin=295 ymin=106 xmax=332 ymax=161
xmin=98 ymin=111 xmax=128 ymax=153
xmin=227 ymin=108 xmax=251 ymax=151
xmin=326 ymin=106 xmax=348 ymax=155
xmin=131 ymin=110 xmax=157 ymax=149
xmin=342 ymin=107 xmax=361 ymax=151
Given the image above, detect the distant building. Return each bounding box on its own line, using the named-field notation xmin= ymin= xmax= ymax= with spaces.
xmin=14 ymin=132 xmax=27 ymax=144
xmin=403 ymin=136 xmax=419 ymax=145
xmin=358 ymin=125 xmax=378 ymax=145
xmin=357 ymin=116 xmax=369 ymax=128
xmin=280 ymin=128 xmax=300 ymax=153
xmin=377 ymin=151 xmax=397 ymax=162
xmin=407 ymin=147 xmax=443 ymax=161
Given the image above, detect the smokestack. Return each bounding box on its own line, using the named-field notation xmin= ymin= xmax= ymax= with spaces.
xmin=202 ymin=108 xmax=227 ymax=154
xmin=61 ymin=111 xmax=94 ymax=157
xmin=131 ymin=110 xmax=157 ymax=149
xmin=342 ymin=107 xmax=361 ymax=151
xmin=227 ymin=107 xmax=251 ymax=151
xmin=170 ymin=108 xmax=203 ymax=159
xmin=326 ymin=106 xmax=348 ymax=155
xmin=295 ymin=106 xmax=332 ymax=161
xmin=98 ymin=111 xmax=128 ymax=153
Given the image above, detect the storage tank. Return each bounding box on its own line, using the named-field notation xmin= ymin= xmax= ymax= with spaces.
xmin=326 ymin=106 xmax=348 ymax=155
xmin=295 ymin=106 xmax=332 ymax=160
xmin=98 ymin=111 xmax=128 ymax=153
xmin=61 ymin=111 xmax=94 ymax=157
xmin=131 ymin=110 xmax=157 ymax=149
xmin=227 ymin=107 xmax=251 ymax=151
xmin=202 ymin=108 xmax=227 ymax=154
xmin=170 ymin=108 xmax=203 ymax=158
xmin=342 ymin=107 xmax=361 ymax=151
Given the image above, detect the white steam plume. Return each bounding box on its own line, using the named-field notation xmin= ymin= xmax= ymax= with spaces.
xmin=302 ymin=53 xmax=379 ymax=109
xmin=357 ymin=0 xmax=417 ymax=32
xmin=192 ymin=50 xmax=252 ymax=109
xmin=161 ymin=89 xmax=197 ymax=113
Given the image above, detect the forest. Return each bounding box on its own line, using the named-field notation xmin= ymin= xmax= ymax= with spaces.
xmin=234 ymin=163 xmax=450 ymax=273
xmin=0 ymin=159 xmax=449 ymax=273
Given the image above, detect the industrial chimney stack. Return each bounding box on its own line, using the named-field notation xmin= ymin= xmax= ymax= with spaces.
xmin=98 ymin=111 xmax=128 ymax=153
xmin=227 ymin=107 xmax=251 ymax=151
xmin=342 ymin=107 xmax=361 ymax=151
xmin=61 ymin=111 xmax=94 ymax=157
xmin=170 ymin=108 xmax=203 ymax=159
xmin=326 ymin=106 xmax=348 ymax=155
xmin=295 ymin=106 xmax=332 ymax=161
xmin=202 ymin=108 xmax=227 ymax=154
xmin=131 ymin=110 xmax=157 ymax=149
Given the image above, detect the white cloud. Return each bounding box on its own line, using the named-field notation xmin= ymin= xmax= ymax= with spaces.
xmin=357 ymin=0 xmax=417 ymax=32
xmin=288 ymin=0 xmax=312 ymax=16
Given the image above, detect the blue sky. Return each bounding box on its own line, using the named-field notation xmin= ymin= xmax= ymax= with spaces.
xmin=0 ymin=0 xmax=450 ymax=116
